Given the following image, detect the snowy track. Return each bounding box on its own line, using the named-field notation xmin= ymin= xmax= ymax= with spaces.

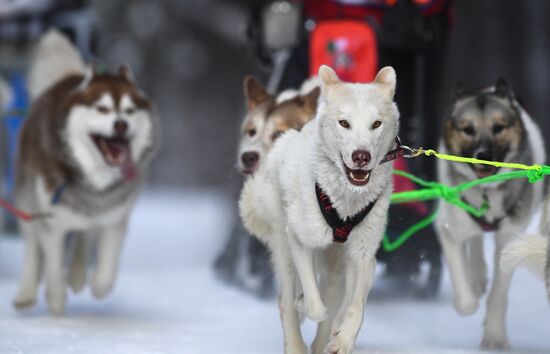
xmin=0 ymin=190 xmax=549 ymax=354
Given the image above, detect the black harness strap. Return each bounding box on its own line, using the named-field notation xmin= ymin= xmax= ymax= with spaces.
xmin=315 ymin=183 xmax=377 ymax=243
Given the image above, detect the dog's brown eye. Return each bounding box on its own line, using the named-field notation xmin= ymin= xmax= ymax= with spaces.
xmin=372 ymin=120 xmax=382 ymax=129
xmin=492 ymin=124 xmax=505 ymax=135
xmin=124 ymin=108 xmax=135 ymax=115
xmin=96 ymin=106 xmax=110 ymax=114
xmin=462 ymin=126 xmax=475 ymax=136
xmin=271 ymin=131 xmax=284 ymax=141
xmin=247 ymin=128 xmax=256 ymax=137
xmin=338 ymin=120 xmax=350 ymax=129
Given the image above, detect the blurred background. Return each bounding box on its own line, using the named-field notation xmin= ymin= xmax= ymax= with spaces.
xmin=0 ymin=0 xmax=549 ymax=190
xmin=0 ymin=1 xmax=549 ymax=353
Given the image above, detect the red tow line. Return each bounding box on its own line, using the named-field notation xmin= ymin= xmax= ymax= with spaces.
xmin=0 ymin=198 xmax=50 ymax=221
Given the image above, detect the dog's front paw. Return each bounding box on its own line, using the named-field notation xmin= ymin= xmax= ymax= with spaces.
xmin=453 ymin=294 xmax=479 ymax=315
xmin=91 ymin=275 xmax=114 ymax=299
xmin=324 ymin=333 xmax=353 ymax=354
xmin=13 ymin=291 xmax=37 ymax=310
xmin=481 ymin=324 xmax=510 ymax=351
xmin=481 ymin=335 xmax=510 ymax=351
xmin=294 ymin=294 xmax=328 ymax=322
xmin=46 ymin=289 xmax=66 ymax=315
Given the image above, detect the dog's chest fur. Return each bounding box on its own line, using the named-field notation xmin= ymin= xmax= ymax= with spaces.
xmin=267 ymin=123 xmax=392 ymax=249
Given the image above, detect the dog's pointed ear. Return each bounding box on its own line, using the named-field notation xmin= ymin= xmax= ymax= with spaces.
xmin=119 ymin=64 xmax=134 ymax=82
xmin=318 ymin=65 xmax=340 ymax=89
xmin=244 ymin=76 xmax=271 ymax=110
xmin=495 ymin=77 xmax=511 ymax=97
xmin=298 ymin=86 xmax=320 ymax=114
xmin=78 ymin=63 xmax=96 ymax=90
xmin=373 ymin=66 xmax=396 ymax=99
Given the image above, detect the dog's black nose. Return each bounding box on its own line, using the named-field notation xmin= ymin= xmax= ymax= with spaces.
xmin=352 ymin=150 xmax=371 ymax=168
xmin=241 ymin=152 xmax=259 ymax=169
xmin=114 ymin=120 xmax=128 ymax=137
xmin=475 ymin=151 xmax=493 ymax=161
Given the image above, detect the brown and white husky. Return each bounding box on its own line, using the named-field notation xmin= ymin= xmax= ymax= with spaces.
xmin=13 ymin=30 xmax=159 ymax=314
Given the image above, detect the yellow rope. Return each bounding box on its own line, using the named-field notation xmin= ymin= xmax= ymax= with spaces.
xmin=414 ymin=148 xmax=543 ymax=172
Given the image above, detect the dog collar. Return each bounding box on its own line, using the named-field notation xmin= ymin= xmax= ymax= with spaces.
xmin=380 ymin=137 xmax=415 ymax=164
xmin=315 ymin=183 xmax=378 ymax=243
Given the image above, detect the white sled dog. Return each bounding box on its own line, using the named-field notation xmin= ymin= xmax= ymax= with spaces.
xmin=215 ymin=75 xmax=320 ymax=297
xmin=240 ymin=65 xmax=399 ymax=354
xmin=13 ymin=30 xmax=159 ymax=314
xmin=436 ymin=79 xmax=545 ymax=349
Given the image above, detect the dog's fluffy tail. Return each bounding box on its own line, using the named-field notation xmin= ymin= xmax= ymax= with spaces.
xmin=28 ymin=29 xmax=85 ymax=100
xmin=276 ymin=76 xmax=320 ymax=104
xmin=501 ymin=234 xmax=548 ymax=278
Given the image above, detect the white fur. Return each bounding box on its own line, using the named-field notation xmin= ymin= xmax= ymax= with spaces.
xmin=237 ymin=105 xmax=268 ymax=173
xmin=65 ymin=93 xmax=153 ymax=191
xmin=435 ymin=104 xmax=546 ymax=350
xmin=27 ymin=29 xmax=85 ymax=100
xmin=240 ymin=65 xmax=398 ymax=354
xmin=500 ymin=234 xmax=547 ymax=277
xmin=12 ymin=175 xmax=136 ymax=314
xmin=276 ymin=76 xmax=320 ymax=104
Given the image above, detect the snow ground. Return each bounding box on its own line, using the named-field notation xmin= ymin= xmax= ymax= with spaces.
xmin=0 ymin=189 xmax=549 ymax=354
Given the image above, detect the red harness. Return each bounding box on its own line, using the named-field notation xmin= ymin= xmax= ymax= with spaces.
xmin=315 ymin=137 xmax=410 ymax=243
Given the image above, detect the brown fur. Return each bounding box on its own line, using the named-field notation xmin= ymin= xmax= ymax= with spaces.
xmin=244 ymin=76 xmax=272 ymax=111
xmin=240 ymin=77 xmax=319 ymax=145
xmin=264 ymin=87 xmax=320 ymax=141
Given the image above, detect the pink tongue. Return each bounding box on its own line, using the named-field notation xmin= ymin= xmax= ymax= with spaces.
xmin=109 ymin=142 xmax=137 ymax=181
xmin=122 ymin=159 xmax=138 ymax=181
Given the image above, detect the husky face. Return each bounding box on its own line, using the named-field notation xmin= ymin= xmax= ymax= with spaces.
xmin=444 ymin=78 xmax=525 ymax=179
xmin=317 ymin=66 xmax=399 ymax=189
xmin=64 ymin=66 xmax=154 ymax=190
xmin=237 ymin=77 xmax=320 ymax=176
xmin=238 ymin=76 xmax=274 ymax=176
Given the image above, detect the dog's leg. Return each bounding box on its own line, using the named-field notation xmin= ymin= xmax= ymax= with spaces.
xmin=466 ymin=236 xmax=487 ymax=297
xmin=311 ymin=247 xmax=345 ymax=354
xmin=13 ymin=222 xmax=42 ymax=309
xmin=325 ymin=255 xmax=375 ymax=354
xmin=438 ymin=227 xmax=479 ymax=315
xmin=68 ymin=231 xmax=89 ymax=294
xmin=91 ymin=219 xmax=127 ymax=299
xmin=272 ymin=239 xmax=307 ymax=354
xmin=481 ymin=229 xmax=516 ymax=350
xmin=41 ymin=229 xmax=67 ymax=315
xmin=289 ymin=237 xmax=327 ymax=322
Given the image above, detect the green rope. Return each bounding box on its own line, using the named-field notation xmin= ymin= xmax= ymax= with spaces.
xmin=381 ymin=155 xmax=550 ymax=252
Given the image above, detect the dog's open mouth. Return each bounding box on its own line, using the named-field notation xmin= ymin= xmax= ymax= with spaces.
xmin=91 ymin=135 xmax=137 ymax=181
xmin=344 ymin=164 xmax=371 ymax=186
xmin=240 ymin=168 xmax=254 ymax=176
xmin=473 ymin=164 xmax=498 ymax=178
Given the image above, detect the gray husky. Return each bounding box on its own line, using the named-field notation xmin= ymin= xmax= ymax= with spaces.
xmin=436 ymin=79 xmax=545 ymax=349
